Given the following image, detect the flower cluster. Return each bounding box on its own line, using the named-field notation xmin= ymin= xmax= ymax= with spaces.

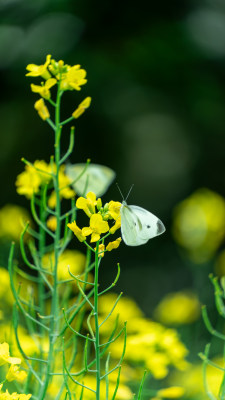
xmin=0 ymin=343 xmax=31 ymax=399
xmin=98 ymin=294 xmax=189 ymax=380
xmin=26 ymin=55 xmax=91 ymax=120
xmin=67 ymin=192 xmax=122 ymax=254
xmin=16 ymin=160 xmax=75 ymax=203
xmin=0 ymin=390 xmax=31 ymax=400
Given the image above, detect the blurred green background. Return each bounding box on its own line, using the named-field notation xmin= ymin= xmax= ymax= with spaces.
xmin=1 ymin=0 xmax=225 ymax=330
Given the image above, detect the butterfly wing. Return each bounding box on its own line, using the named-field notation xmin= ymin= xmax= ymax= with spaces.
xmin=65 ymin=164 xmax=116 ymax=197
xmin=121 ymin=204 xmax=165 ymax=246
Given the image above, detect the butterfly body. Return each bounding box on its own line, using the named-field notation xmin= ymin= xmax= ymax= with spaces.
xmin=120 ymin=201 xmax=165 ymax=246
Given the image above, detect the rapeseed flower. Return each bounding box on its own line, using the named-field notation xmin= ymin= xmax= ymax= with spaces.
xmin=98 ymin=293 xmax=188 ymax=379
xmin=67 ymin=221 xmax=86 ymax=242
xmin=60 ymin=65 xmax=87 ymax=91
xmin=76 ymin=192 xmax=98 ymax=217
xmin=110 ymin=216 xmax=121 ymax=234
xmin=16 ymin=160 xmax=52 ymax=198
xmin=82 ymin=213 xmax=109 ymax=242
xmin=16 ymin=161 xmax=74 ymax=203
xmin=72 ymin=96 xmax=92 ymax=119
xmin=31 ymin=78 xmax=57 ymax=99
xmin=0 ymin=343 xmax=21 ymax=366
xmin=107 ymin=201 xmax=121 ymax=220
xmin=95 ymin=243 xmax=105 ymax=257
xmin=34 ymin=98 xmax=50 ymax=120
xmin=46 ymin=216 xmax=57 ymax=231
xmin=6 ymin=365 xmax=27 ymax=382
xmin=16 ymin=165 xmax=41 ymax=198
xmin=69 ymin=193 xmax=122 ymax=250
xmin=26 ymin=54 xmax=51 ymax=79
xmin=106 ymin=237 xmax=122 ymax=251
xmin=49 ymin=58 xmax=67 ymax=76
xmin=0 ymin=391 xmax=31 ymax=400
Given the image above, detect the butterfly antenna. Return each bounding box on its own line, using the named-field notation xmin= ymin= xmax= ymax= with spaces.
xmin=116 ymin=183 xmax=125 ymax=201
xmin=125 ymin=184 xmax=134 ymax=202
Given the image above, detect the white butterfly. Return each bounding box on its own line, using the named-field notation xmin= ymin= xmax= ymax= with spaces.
xmin=120 ymin=201 xmax=166 ymax=246
xmin=65 ymin=163 xmax=115 ymax=197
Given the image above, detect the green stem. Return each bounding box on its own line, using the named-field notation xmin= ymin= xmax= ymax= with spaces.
xmin=38 ymin=82 xmax=62 ymax=400
xmin=38 ymin=188 xmax=46 ymax=324
xmin=94 ymin=242 xmax=101 ymax=400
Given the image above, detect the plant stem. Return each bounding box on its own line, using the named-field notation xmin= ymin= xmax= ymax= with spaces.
xmin=38 ymin=81 xmax=62 ymax=400
xmin=94 ymin=242 xmax=101 ymax=400
xmin=38 ymin=188 xmax=46 ymax=339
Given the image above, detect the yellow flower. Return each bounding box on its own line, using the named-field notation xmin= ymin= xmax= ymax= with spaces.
xmin=16 ymin=165 xmax=41 ymax=198
xmin=157 ymin=386 xmax=185 ymax=398
xmin=0 ymin=391 xmax=32 ymax=400
xmin=42 ymin=249 xmax=86 ymax=281
xmin=48 ymin=191 xmax=57 ymax=209
xmin=6 ymin=365 xmax=27 ymax=382
xmin=33 ymin=160 xmax=54 ymax=182
xmin=0 ymin=205 xmax=31 ymax=242
xmin=34 ymin=98 xmax=50 ymax=120
xmin=0 ymin=343 xmax=21 ymax=366
xmin=76 ymin=192 xmax=98 ymax=218
xmin=47 ymin=216 xmax=57 ymax=231
xmin=95 ymin=244 xmax=105 ymax=257
xmin=106 ymin=237 xmax=122 ymax=251
xmin=173 ymin=188 xmax=225 ymax=263
xmin=60 ymin=65 xmax=87 ymax=91
xmin=72 ymin=97 xmax=92 ymax=119
xmin=48 ymin=165 xmax=75 ymax=208
xmin=31 ymin=78 xmax=57 ymax=99
xmin=82 ymin=213 xmax=109 ymax=242
xmin=26 ymin=54 xmax=51 ymax=79
xmin=154 ymin=291 xmax=201 ymax=325
xmin=110 ymin=216 xmax=121 ymax=234
xmin=67 ymin=221 xmax=86 ymax=242
xmin=49 ymin=58 xmax=68 ymax=76
xmin=16 ymin=160 xmax=53 ymax=198
xmin=108 ymin=201 xmax=122 ymax=220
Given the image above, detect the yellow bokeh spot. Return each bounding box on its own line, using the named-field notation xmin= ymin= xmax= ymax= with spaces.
xmin=173 ymin=188 xmax=225 ymax=263
xmin=0 ymin=204 xmax=31 ymax=242
xmin=154 ymin=291 xmax=201 ymax=325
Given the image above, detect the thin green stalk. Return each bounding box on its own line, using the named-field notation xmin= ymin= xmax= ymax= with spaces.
xmin=94 ymin=242 xmax=101 ymax=400
xmin=37 ymin=188 xmax=47 ymax=379
xmin=38 ymin=187 xmax=46 ymax=325
xmin=38 ymin=80 xmax=62 ymax=400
